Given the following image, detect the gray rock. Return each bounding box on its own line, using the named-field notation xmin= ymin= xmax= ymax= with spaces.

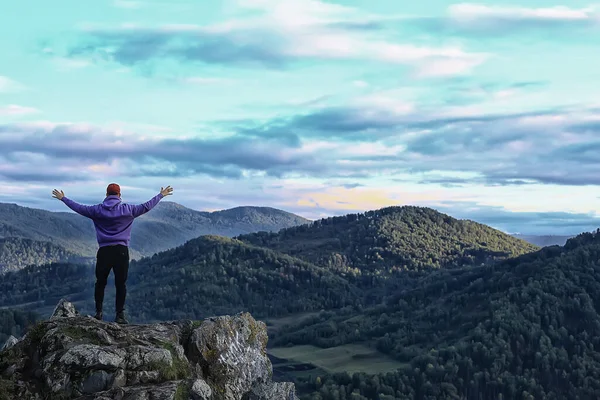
xmin=126 ymin=370 xmax=162 ymax=385
xmin=191 ymin=378 xmax=212 ymax=399
xmin=125 ymin=345 xmax=172 ymax=370
xmin=59 ymin=344 xmax=126 ymax=370
xmin=51 ymin=298 xmax=79 ymax=319
xmin=0 ymin=301 xmax=297 ymax=400
xmin=82 ymin=381 xmax=180 ymax=399
xmin=81 ymin=370 xmax=113 ymax=393
xmin=112 ymin=368 xmax=127 ymax=388
xmin=1 ymin=335 xmax=18 ymax=351
xmin=189 ymin=313 xmax=271 ymax=399
xmin=246 ymin=382 xmax=298 ymax=400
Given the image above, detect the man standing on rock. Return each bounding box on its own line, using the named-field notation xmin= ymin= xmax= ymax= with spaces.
xmin=51 ymin=183 xmax=174 ymax=324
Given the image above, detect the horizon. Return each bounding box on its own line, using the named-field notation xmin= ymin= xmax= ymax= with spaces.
xmin=2 ymin=1 xmax=600 ymax=235
xmin=0 ymin=198 xmax=587 ymax=237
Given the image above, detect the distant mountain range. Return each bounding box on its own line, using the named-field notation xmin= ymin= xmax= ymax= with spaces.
xmin=511 ymin=234 xmax=574 ymax=247
xmin=0 ymin=205 xmax=537 ymax=318
xmin=2 ymin=204 xmax=599 ymax=398
xmin=0 ymin=201 xmax=310 ymax=272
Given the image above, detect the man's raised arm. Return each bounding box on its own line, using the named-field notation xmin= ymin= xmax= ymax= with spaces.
xmin=52 ymin=189 xmax=95 ymax=219
xmin=130 ymin=186 xmax=173 ymax=218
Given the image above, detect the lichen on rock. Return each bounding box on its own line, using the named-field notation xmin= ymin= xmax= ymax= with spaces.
xmin=0 ymin=298 xmax=298 ymax=400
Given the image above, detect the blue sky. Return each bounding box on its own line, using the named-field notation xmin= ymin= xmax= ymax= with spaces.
xmin=2 ymin=0 xmax=600 ymax=235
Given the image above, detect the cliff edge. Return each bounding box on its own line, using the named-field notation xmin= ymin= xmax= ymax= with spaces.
xmin=0 ymin=299 xmax=298 ymax=400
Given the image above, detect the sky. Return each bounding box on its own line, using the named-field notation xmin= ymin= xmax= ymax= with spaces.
xmin=2 ymin=0 xmax=600 ymax=235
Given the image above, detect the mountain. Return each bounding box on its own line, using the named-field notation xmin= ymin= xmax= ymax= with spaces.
xmin=0 ymin=206 xmax=538 ymax=318
xmin=0 ymin=299 xmax=299 ymax=400
xmin=0 ymin=203 xmax=97 ymax=256
xmin=129 ymin=204 xmax=310 ymax=256
xmin=0 ymin=206 xmax=538 ymax=319
xmin=0 ymin=237 xmax=93 ymax=274
xmin=271 ymin=231 xmax=600 ymax=399
xmin=0 ymin=205 xmax=558 ymax=398
xmin=0 ymin=235 xmax=358 ymax=320
xmin=512 ymin=233 xmax=573 ymax=247
xmin=238 ymin=206 xmax=538 ymax=275
xmin=0 ymin=201 xmax=310 ymax=262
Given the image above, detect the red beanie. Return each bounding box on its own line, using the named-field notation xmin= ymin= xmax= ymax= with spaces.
xmin=107 ymin=183 xmax=121 ymax=196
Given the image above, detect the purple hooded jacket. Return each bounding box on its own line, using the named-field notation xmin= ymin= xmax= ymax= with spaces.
xmin=61 ymin=193 xmax=164 ymax=247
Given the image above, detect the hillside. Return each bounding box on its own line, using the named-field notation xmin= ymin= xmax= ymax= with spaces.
xmin=239 ymin=206 xmax=538 ymax=276
xmin=271 ymin=230 xmax=600 ymax=399
xmin=0 ymin=206 xmax=539 ymax=320
xmin=0 ymin=236 xmax=358 ymax=321
xmin=0 ymin=237 xmax=93 ymax=274
xmin=130 ymin=204 xmax=310 ymax=255
xmin=0 ymin=308 xmax=38 ymax=345
xmin=0 ymin=203 xmax=97 ymax=256
xmin=0 ymin=201 xmax=310 ymax=261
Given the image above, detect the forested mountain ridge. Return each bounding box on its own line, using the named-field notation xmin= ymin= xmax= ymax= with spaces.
xmin=276 ymin=230 xmax=600 ymax=399
xmin=0 ymin=203 xmax=97 ymax=256
xmin=2 ymin=204 xmax=590 ymax=398
xmin=0 ymin=205 xmax=539 ymax=318
xmin=130 ymin=204 xmax=310 ymax=255
xmin=0 ymin=237 xmax=93 ymax=274
xmin=0 ymin=235 xmax=358 ymax=321
xmin=239 ymin=206 xmax=538 ymax=275
xmin=0 ymin=201 xmax=310 ymax=262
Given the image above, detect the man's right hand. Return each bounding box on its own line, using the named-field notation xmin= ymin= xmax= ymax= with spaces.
xmin=160 ymin=186 xmax=174 ymax=197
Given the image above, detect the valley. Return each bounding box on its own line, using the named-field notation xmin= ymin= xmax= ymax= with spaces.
xmin=2 ymin=204 xmax=598 ymax=398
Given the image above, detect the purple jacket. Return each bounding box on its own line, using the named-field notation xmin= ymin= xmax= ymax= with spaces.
xmin=61 ymin=193 xmax=164 ymax=248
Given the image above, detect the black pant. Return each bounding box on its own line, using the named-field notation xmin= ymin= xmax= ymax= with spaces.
xmin=95 ymin=245 xmax=129 ymax=314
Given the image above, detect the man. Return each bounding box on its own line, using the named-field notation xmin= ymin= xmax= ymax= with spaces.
xmin=52 ymin=183 xmax=174 ymax=324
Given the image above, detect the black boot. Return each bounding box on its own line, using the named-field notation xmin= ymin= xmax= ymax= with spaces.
xmin=115 ymin=311 xmax=129 ymax=325
xmin=94 ymin=311 xmax=103 ymax=321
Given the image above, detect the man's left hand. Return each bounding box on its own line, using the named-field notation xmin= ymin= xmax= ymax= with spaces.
xmin=52 ymin=189 xmax=65 ymax=200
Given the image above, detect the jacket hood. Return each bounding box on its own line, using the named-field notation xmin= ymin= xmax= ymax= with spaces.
xmin=102 ymin=195 xmax=122 ymax=210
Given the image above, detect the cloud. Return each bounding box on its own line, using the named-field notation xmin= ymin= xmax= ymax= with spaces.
xmin=0 ymin=105 xmax=39 ymax=116
xmin=0 ymin=76 xmax=25 ymax=93
xmin=448 ymin=3 xmax=598 ymax=24
xmin=0 ymin=152 xmax=97 ymax=183
xmin=3 ymin=93 xmax=599 ymax=205
xmin=426 ymin=80 xmax=548 ymax=107
xmin=234 ymin=95 xmax=552 ymax=141
xmin=433 ymin=201 xmax=600 ymax=235
xmin=63 ymin=0 xmax=486 ymax=77
xmin=415 ymin=3 xmax=600 ymax=36
xmin=225 ymin=95 xmax=600 ymax=186
xmin=41 ymin=47 xmax=91 ymax=70
xmin=111 ymin=0 xmax=193 ymax=11
xmin=0 ymin=122 xmax=325 ymax=180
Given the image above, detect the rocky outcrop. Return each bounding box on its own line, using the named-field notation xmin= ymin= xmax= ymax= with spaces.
xmin=0 ymin=335 xmax=17 ymax=351
xmin=0 ymin=299 xmax=298 ymax=400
